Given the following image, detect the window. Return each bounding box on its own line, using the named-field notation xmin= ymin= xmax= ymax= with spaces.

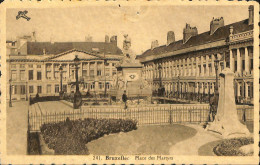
xmin=90 ymin=82 xmax=95 ymax=89
xmin=20 ymin=70 xmax=25 ymax=80
xmin=12 ymin=85 xmax=17 ymax=95
xmin=250 ymin=59 xmax=253 ymax=70
xmin=12 ymin=42 xmax=15 ymax=46
xmin=54 ymin=71 xmax=59 ymax=79
xmin=99 ymin=82 xmax=103 ymax=89
xmin=55 ymin=85 xmax=59 ymax=93
xmin=28 ymin=64 xmax=33 ymax=68
xmin=234 ymin=61 xmax=237 ymax=71
xmin=46 ymin=71 xmax=51 ymax=79
xmin=11 ymin=70 xmax=17 ymax=80
xmin=226 ymin=62 xmax=230 ymax=68
xmin=97 ymin=70 xmax=102 ymax=76
xmin=11 ymin=64 xmax=16 ymax=68
xmin=198 ymin=65 xmax=201 ymax=74
xmin=47 ymin=85 xmax=51 ymax=93
xmin=29 ymin=86 xmax=34 ymax=93
xmin=203 ymin=65 xmax=206 ymax=74
xmin=105 ymin=62 xmax=109 ymax=66
xmin=106 ymin=82 xmax=110 ymax=89
xmin=82 ymin=70 xmax=88 ymax=77
xmin=37 ymin=86 xmax=42 ymax=94
xmin=37 ymin=71 xmax=42 ymax=80
xmin=105 ymin=69 xmax=110 ymax=76
xmin=37 ymin=65 xmax=41 ymax=68
xmin=70 ymin=70 xmax=75 ymax=79
xmin=20 ymin=85 xmax=26 ymax=95
xmin=63 ymin=85 xmax=67 ymax=93
xmin=209 ymin=64 xmax=212 ymax=73
xmin=29 ymin=70 xmax=34 ymax=80
xmin=242 ymin=60 xmax=245 ymax=70
xmin=20 ymin=64 xmax=25 ymax=68
xmin=112 ymin=63 xmax=115 ymax=66
xmin=90 ymin=70 xmax=94 ymax=77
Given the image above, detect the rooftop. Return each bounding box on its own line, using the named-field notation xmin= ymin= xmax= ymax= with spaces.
xmin=140 ymin=19 xmax=253 ymax=58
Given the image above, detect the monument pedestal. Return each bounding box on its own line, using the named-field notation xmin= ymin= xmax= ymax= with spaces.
xmin=206 ymin=68 xmax=250 ymax=138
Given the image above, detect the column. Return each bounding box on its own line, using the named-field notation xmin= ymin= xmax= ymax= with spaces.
xmin=245 ymin=82 xmax=248 ymax=98
xmin=187 ymin=57 xmax=190 ymax=76
xmin=94 ymin=61 xmax=97 ymax=76
xmin=183 ymin=58 xmax=186 ymax=76
xmin=190 ymin=57 xmax=194 ymax=76
xmin=87 ymin=62 xmax=90 ymax=76
xmin=178 ymin=59 xmax=181 ymax=76
xmin=175 ymin=59 xmax=178 ymax=76
xmin=195 ymin=56 xmax=199 ymax=76
xmin=200 ymin=56 xmax=204 ymax=77
xmin=237 ymin=48 xmax=241 ymax=75
xmin=230 ymin=49 xmax=234 ymax=72
xmin=206 ymin=55 xmax=209 ymax=76
xmin=244 ymin=47 xmax=249 ymax=74
xmin=211 ymin=54 xmax=215 ymax=76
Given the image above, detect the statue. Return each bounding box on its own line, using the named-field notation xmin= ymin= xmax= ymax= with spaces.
xmin=122 ymin=34 xmax=137 ymax=64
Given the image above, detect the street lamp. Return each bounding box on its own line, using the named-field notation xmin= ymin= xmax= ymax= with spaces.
xmin=9 ymin=79 xmax=12 ymax=107
xmin=214 ymin=54 xmax=220 ymax=96
xmin=73 ymin=55 xmax=82 ymax=109
xmin=104 ymin=59 xmax=107 ymax=98
xmin=59 ymin=65 xmax=64 ymax=99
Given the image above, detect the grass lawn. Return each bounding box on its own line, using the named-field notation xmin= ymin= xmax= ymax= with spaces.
xmin=86 ymin=124 xmax=197 ymax=155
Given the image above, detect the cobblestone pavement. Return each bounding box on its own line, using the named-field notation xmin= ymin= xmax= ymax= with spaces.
xmin=6 ymin=101 xmax=29 ymax=155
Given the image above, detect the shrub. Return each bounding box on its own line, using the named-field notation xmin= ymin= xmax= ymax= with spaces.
xmin=214 ymin=137 xmax=254 ymax=156
xmin=40 ymin=118 xmax=137 ymax=155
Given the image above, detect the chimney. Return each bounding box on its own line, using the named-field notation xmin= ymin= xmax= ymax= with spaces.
xmin=210 ymin=17 xmax=224 ymax=35
xmin=105 ymin=35 xmax=109 ymax=43
xmin=248 ymin=5 xmax=254 ymax=25
xmin=151 ymin=40 xmax=159 ymax=50
xmin=110 ymin=35 xmax=117 ymax=45
xmin=183 ymin=24 xmax=198 ymax=44
xmin=167 ymin=31 xmax=175 ymax=46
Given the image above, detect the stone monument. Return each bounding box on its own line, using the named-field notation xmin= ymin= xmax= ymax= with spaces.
xmin=206 ymin=68 xmax=250 ymax=137
xmin=110 ymin=34 xmax=152 ymax=103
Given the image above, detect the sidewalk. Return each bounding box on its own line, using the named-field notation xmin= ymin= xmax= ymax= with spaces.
xmin=6 ymin=101 xmax=29 ymax=155
xmin=169 ymin=124 xmax=222 ymax=155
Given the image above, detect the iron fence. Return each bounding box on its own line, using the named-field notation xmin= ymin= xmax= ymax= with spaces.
xmin=28 ymin=103 xmax=254 ymax=132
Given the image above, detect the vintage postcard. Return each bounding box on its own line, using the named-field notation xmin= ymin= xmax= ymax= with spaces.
xmin=0 ymin=0 xmax=259 ymax=164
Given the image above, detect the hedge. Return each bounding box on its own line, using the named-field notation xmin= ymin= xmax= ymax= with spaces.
xmin=213 ymin=137 xmax=254 ymax=156
xmin=40 ymin=118 xmax=137 ymax=155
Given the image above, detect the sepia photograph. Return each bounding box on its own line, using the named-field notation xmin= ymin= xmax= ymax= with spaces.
xmin=0 ymin=1 xmax=259 ymax=164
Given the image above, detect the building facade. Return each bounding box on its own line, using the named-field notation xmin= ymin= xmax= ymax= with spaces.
xmin=138 ymin=6 xmax=254 ymax=104
xmin=6 ymin=34 xmax=123 ymax=100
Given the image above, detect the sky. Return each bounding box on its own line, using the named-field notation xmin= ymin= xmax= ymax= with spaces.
xmin=6 ymin=5 xmax=249 ymax=55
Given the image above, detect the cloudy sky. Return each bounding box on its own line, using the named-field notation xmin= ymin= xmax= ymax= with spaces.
xmin=7 ymin=5 xmax=249 ymax=54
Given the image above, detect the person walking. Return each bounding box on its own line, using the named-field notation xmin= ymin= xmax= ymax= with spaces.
xmin=122 ymin=90 xmax=128 ymax=109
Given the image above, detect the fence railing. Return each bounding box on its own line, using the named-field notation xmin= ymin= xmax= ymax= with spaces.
xmin=28 ymin=104 xmax=254 ymax=132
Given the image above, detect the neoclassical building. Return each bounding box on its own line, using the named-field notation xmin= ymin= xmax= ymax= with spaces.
xmin=6 ymin=34 xmax=123 ymax=100
xmin=138 ymin=6 xmax=254 ymax=104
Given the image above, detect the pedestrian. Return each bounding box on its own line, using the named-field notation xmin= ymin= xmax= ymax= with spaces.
xmin=122 ymin=90 xmax=127 ymax=109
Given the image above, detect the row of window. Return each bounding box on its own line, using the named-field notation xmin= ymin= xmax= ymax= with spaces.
xmin=11 ymin=62 xmax=117 ymax=70
xmin=11 ymin=69 xmax=117 ymax=81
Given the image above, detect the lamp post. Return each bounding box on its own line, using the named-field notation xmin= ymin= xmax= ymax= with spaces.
xmin=214 ymin=55 xmax=220 ymax=96
xmin=104 ymin=59 xmax=107 ymax=98
xmin=9 ymin=79 xmax=12 ymax=107
xmin=73 ymin=55 xmax=82 ymax=109
xmin=26 ymin=81 xmax=28 ymax=101
xmin=59 ymin=65 xmax=64 ymax=99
